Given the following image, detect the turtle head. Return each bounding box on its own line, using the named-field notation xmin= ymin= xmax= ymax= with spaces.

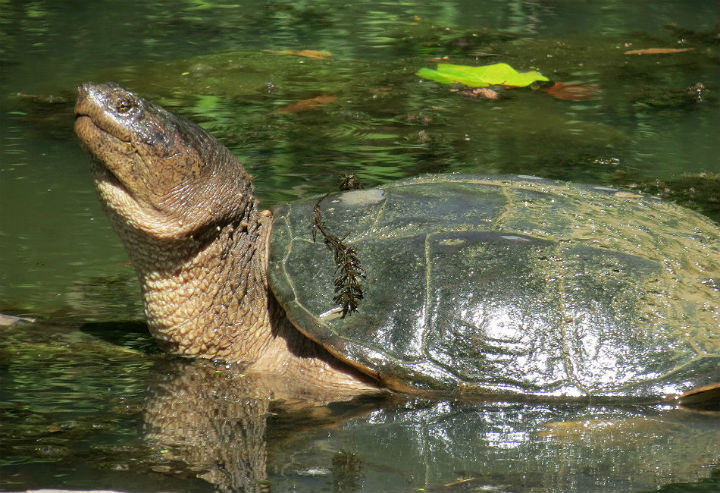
xmin=74 ymin=82 xmax=254 ymax=240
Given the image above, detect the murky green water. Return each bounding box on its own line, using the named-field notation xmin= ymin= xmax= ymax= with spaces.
xmin=1 ymin=1 xmax=719 ymax=491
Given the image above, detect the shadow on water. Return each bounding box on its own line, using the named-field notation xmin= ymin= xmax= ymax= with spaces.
xmin=80 ymin=320 xmax=157 ymax=353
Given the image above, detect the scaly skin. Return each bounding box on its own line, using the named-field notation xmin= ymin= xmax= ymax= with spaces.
xmin=74 ymin=82 xmax=380 ymax=396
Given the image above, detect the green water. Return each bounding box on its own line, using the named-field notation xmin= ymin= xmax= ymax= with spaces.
xmin=1 ymin=1 xmax=719 ymax=491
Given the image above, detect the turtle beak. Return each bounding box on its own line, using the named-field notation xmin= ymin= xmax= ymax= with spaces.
xmin=74 ymin=82 xmax=134 ymax=143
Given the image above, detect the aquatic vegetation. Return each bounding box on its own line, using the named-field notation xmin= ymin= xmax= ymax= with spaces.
xmin=416 ymin=62 xmax=549 ymax=87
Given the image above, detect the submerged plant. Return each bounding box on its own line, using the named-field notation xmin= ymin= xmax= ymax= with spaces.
xmin=339 ymin=173 xmax=363 ymax=190
xmin=311 ymin=195 xmax=365 ymax=317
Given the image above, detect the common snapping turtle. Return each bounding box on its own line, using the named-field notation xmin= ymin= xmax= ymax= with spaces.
xmin=74 ymin=82 xmax=720 ymax=404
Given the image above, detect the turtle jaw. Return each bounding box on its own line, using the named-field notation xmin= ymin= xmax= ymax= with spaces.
xmin=74 ymin=110 xmax=131 ymax=207
xmin=74 ymin=82 xmax=141 ymax=207
xmin=74 ymin=84 xmax=169 ymax=237
xmin=74 ymin=82 xmax=135 ymax=144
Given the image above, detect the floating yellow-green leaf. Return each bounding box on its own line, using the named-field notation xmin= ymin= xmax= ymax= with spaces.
xmin=417 ymin=63 xmax=549 ymax=88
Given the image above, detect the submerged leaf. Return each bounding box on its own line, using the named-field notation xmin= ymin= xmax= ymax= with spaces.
xmin=275 ymin=95 xmax=337 ymax=113
xmin=624 ymin=47 xmax=693 ymax=55
xmin=543 ymin=82 xmax=602 ymax=101
xmin=417 ymin=62 xmax=549 ymax=88
xmin=264 ymin=49 xmax=334 ymax=59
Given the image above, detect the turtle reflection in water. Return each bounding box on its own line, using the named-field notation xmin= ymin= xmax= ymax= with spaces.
xmin=74 ymin=82 xmax=720 ymax=405
xmin=145 ymin=359 xmax=720 ymax=492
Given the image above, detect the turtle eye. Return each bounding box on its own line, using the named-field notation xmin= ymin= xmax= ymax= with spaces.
xmin=114 ymin=97 xmax=134 ymax=114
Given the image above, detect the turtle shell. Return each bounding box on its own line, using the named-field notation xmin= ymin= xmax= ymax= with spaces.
xmin=268 ymin=174 xmax=720 ymax=400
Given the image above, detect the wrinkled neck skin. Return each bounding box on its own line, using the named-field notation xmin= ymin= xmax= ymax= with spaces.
xmin=113 ymin=201 xmax=269 ymax=360
xmin=104 ymin=200 xmax=380 ymax=396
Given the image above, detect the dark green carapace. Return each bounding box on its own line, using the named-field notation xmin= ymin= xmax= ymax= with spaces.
xmin=269 ymin=175 xmax=720 ymax=400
